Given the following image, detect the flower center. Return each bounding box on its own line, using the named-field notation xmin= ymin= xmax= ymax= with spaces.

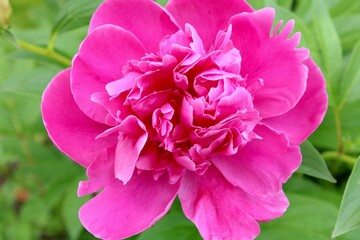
xmin=99 ymin=24 xmax=262 ymax=181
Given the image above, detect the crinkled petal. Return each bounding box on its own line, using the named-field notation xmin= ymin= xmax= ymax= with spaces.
xmin=41 ymin=69 xmax=113 ymax=168
xmin=230 ymin=8 xmax=308 ymax=118
xmin=178 ymin=166 xmax=289 ymax=240
xmin=79 ymin=172 xmax=179 ymax=240
xmin=212 ymin=124 xmax=301 ymax=195
xmin=89 ymin=0 xmax=179 ymax=52
xmin=262 ymin=58 xmax=328 ymax=144
xmin=71 ymin=25 xmax=146 ymax=123
xmin=166 ymin=0 xmax=253 ymax=50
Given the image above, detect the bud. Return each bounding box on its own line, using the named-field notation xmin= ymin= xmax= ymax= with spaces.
xmin=0 ymin=0 xmax=11 ymax=29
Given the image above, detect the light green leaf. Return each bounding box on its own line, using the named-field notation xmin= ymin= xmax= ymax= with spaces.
xmin=334 ymin=15 xmax=360 ymax=53
xmin=338 ymin=39 xmax=360 ymax=107
xmin=259 ymin=193 xmax=339 ymax=239
xmin=328 ymin=0 xmax=360 ymax=18
xmin=155 ymin=0 xmax=169 ymax=6
xmin=0 ymin=29 xmax=18 ymax=48
xmin=298 ymin=140 xmax=336 ymax=183
xmin=332 ymin=158 xmax=360 ymax=238
xmin=310 ymin=0 xmax=343 ymax=102
xmin=52 ymin=0 xmax=102 ymax=35
xmin=138 ymin=211 xmax=201 ymax=240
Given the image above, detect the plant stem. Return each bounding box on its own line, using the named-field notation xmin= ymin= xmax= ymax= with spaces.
xmin=334 ymin=106 xmax=343 ymax=154
xmin=47 ymin=31 xmax=58 ymax=52
xmin=322 ymin=151 xmax=357 ymax=166
xmin=18 ymin=40 xmax=71 ymax=66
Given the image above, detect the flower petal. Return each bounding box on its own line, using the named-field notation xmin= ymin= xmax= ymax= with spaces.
xmin=41 ymin=69 xmax=113 ymax=167
xmin=212 ymin=124 xmax=301 ymax=195
xmin=114 ymin=116 xmax=148 ymax=184
xmin=79 ymin=172 xmax=179 ymax=240
xmin=89 ymin=0 xmax=179 ymax=52
xmin=178 ymin=166 xmax=289 ymax=240
xmin=166 ymin=0 xmax=253 ymax=50
xmin=262 ymin=58 xmax=328 ymax=144
xmin=71 ymin=25 xmax=146 ymax=123
xmin=230 ymin=8 xmax=309 ymax=118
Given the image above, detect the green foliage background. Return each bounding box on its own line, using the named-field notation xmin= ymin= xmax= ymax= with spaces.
xmin=0 ymin=0 xmax=360 ymax=239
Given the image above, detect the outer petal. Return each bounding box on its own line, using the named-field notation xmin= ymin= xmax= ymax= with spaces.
xmin=262 ymin=58 xmax=328 ymax=144
xmin=71 ymin=25 xmax=146 ymax=123
xmin=230 ymin=8 xmax=309 ymax=118
xmin=41 ymin=69 xmax=113 ymax=168
xmin=89 ymin=0 xmax=179 ymax=52
xmin=178 ymin=166 xmax=289 ymax=240
xmin=166 ymin=0 xmax=253 ymax=50
xmin=79 ymin=172 xmax=180 ymax=240
xmin=212 ymin=124 xmax=301 ymax=195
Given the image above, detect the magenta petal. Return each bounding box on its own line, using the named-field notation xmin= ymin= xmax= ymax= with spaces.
xmin=41 ymin=69 xmax=113 ymax=167
xmin=79 ymin=172 xmax=179 ymax=240
xmin=166 ymin=0 xmax=253 ymax=50
xmin=179 ymin=166 xmax=289 ymax=240
xmin=262 ymin=58 xmax=328 ymax=144
xmin=230 ymin=8 xmax=308 ymax=118
xmin=71 ymin=25 xmax=146 ymax=123
xmin=89 ymin=0 xmax=179 ymax=52
xmin=113 ymin=116 xmax=148 ymax=184
xmin=212 ymin=125 xmax=301 ymax=195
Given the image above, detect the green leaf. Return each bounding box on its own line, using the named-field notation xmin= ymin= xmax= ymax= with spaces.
xmin=155 ymin=0 xmax=169 ymax=6
xmin=310 ymin=99 xmax=360 ymax=152
xmin=328 ymin=0 xmax=360 ymax=18
xmin=334 ymin=15 xmax=360 ymax=53
xmin=52 ymin=0 xmax=102 ymax=35
xmin=338 ymin=39 xmax=360 ymax=107
xmin=298 ymin=140 xmax=336 ymax=183
xmin=138 ymin=211 xmax=201 ymax=240
xmin=0 ymin=29 xmax=18 ymax=47
xmin=310 ymin=0 xmax=343 ymax=103
xmin=259 ymin=193 xmax=339 ymax=239
xmin=62 ymin=183 xmax=90 ymax=240
xmin=332 ymin=157 xmax=360 ymax=238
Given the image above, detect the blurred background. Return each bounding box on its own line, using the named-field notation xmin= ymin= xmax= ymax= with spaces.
xmin=0 ymin=0 xmax=360 ymax=239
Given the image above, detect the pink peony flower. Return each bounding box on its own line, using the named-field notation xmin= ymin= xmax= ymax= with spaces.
xmin=41 ymin=0 xmax=327 ymax=239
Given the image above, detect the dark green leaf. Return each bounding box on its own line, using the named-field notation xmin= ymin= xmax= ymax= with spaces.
xmin=298 ymin=140 xmax=336 ymax=182
xmin=332 ymin=157 xmax=360 ymax=238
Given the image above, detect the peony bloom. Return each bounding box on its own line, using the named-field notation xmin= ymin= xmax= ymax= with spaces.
xmin=41 ymin=0 xmax=327 ymax=239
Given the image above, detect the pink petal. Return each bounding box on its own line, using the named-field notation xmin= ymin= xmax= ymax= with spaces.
xmin=71 ymin=25 xmax=146 ymax=123
xmin=166 ymin=0 xmax=253 ymax=50
xmin=41 ymin=69 xmax=114 ymax=168
xmin=230 ymin=8 xmax=309 ymax=118
xmin=89 ymin=0 xmax=179 ymax=52
xmin=212 ymin=124 xmax=301 ymax=195
xmin=78 ymin=147 xmax=116 ymax=197
xmin=79 ymin=172 xmax=179 ymax=240
xmin=178 ymin=166 xmax=289 ymax=240
xmin=114 ymin=116 xmax=148 ymax=184
xmin=262 ymin=58 xmax=328 ymax=144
